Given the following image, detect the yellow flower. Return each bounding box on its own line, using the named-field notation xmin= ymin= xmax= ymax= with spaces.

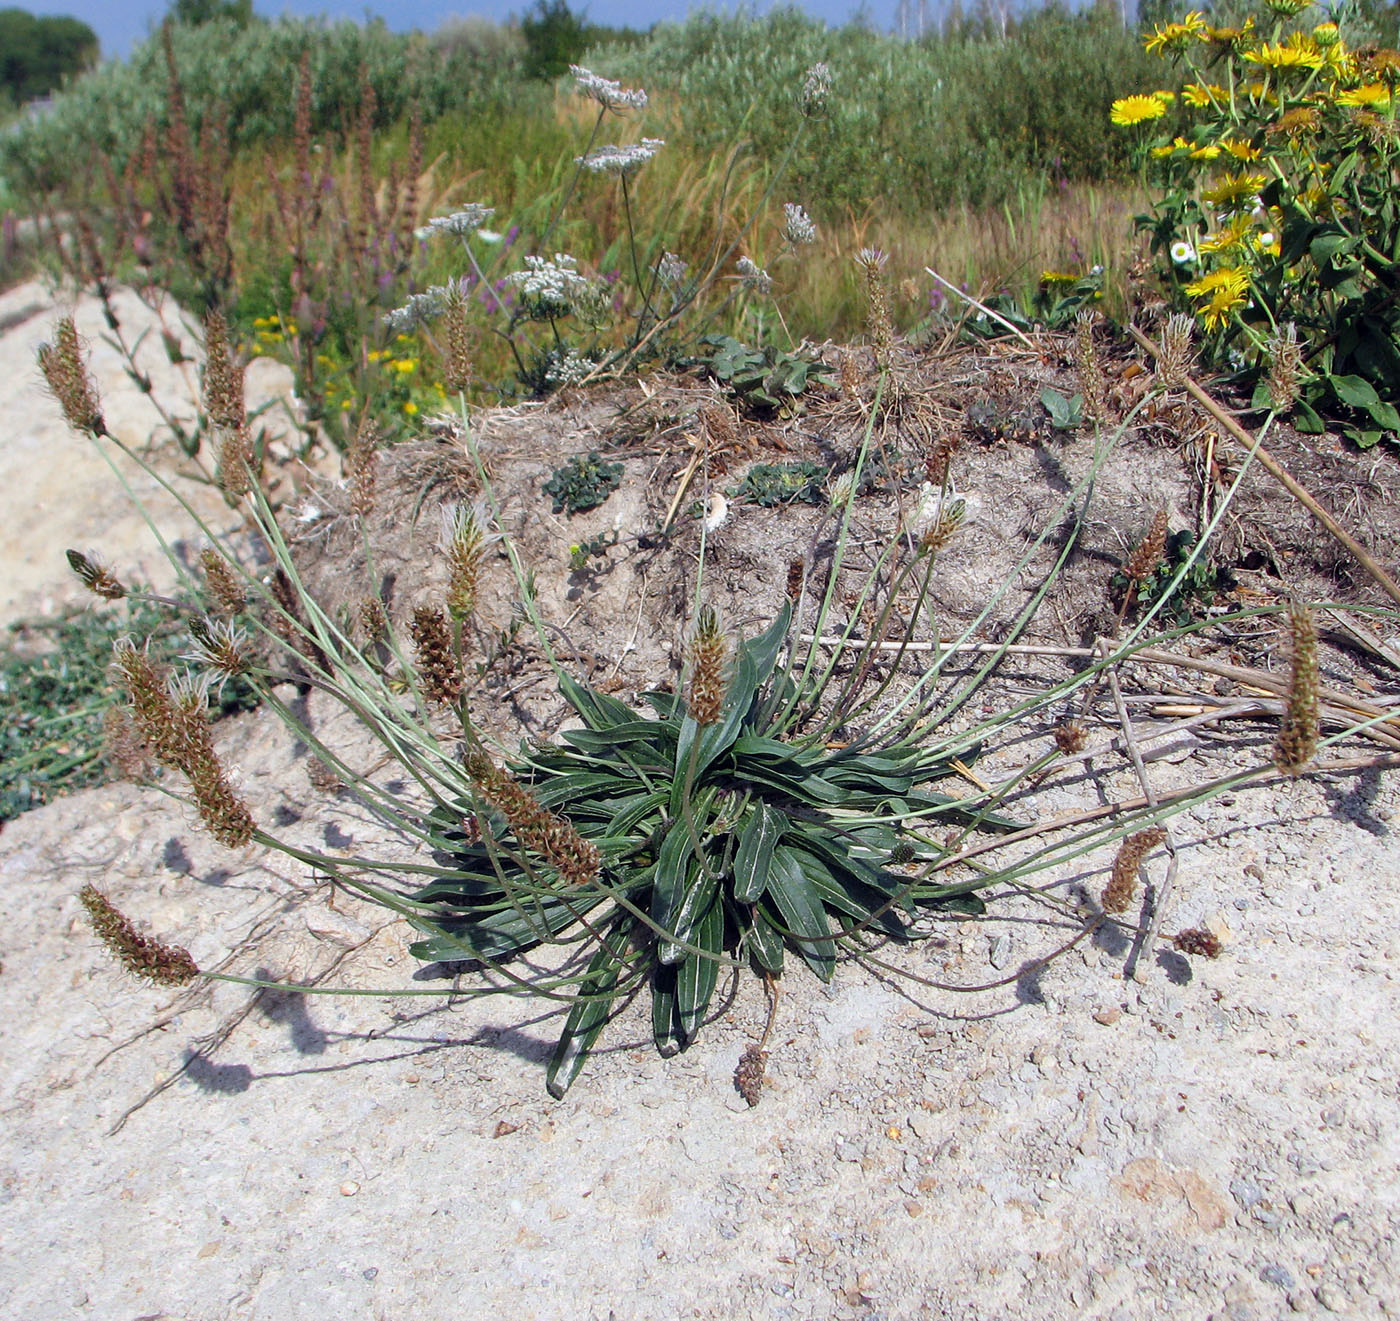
xmin=1205 ymin=18 xmax=1255 ymax=47
xmin=403 ymin=401 xmax=419 ymax=416
xmin=1337 ymin=83 xmax=1392 ymax=109
xmin=1198 ymin=214 xmax=1253 ymax=255
xmin=1201 ymin=172 xmax=1268 ymax=209
xmin=1190 ymin=143 xmax=1222 ymax=160
xmin=1154 ymin=90 xmax=1178 ymax=104
xmin=1040 ymin=270 xmax=1080 ymax=285
xmin=1244 ymin=38 xmax=1324 ymax=71
xmin=1313 ymin=22 xmax=1340 ymax=48
xmin=390 ymin=358 xmax=418 ymax=375
xmin=1182 ymin=82 xmax=1227 ymax=108
xmin=1219 ymin=135 xmax=1262 ymax=161
xmin=1143 ymin=10 xmax=1208 ymax=54
xmin=1151 ymin=136 xmax=1191 ymax=158
xmin=368 ymin=349 xmax=387 ymax=362
xmin=1185 ymin=267 xmax=1251 ymax=331
xmin=1111 ymin=94 xmax=1169 ymax=126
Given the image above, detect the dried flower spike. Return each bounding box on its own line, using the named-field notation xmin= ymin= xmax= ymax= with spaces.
xmin=1274 ymin=604 xmax=1319 ymax=775
xmin=1266 ymin=322 xmax=1305 ymax=413
xmin=66 ymin=549 xmax=125 ymax=600
xmin=410 ymin=604 xmax=462 ymax=705
xmin=38 ymin=317 xmax=105 ymax=437
xmin=80 ymin=884 xmax=199 ymax=986
xmin=200 ymin=548 xmax=246 ymax=617
xmin=1053 ymin=720 xmax=1088 ymax=755
xmin=102 ymin=704 xmax=154 ymax=781
xmin=686 ymin=605 xmax=729 ymax=727
xmin=464 ymin=751 xmax=601 ymax=886
xmin=348 ymin=421 xmax=379 ymax=519
xmin=1125 ymin=510 xmax=1169 ymax=586
xmin=1154 ymin=312 xmax=1196 ymax=392
xmin=734 ymin=1044 xmax=768 ymax=1107
xmin=1101 ymin=826 xmax=1167 ymax=915
xmin=856 ymin=248 xmax=895 ymax=374
xmin=440 ymin=281 xmax=474 ymax=396
xmin=1075 ymin=310 xmax=1107 ymax=423
xmin=201 ymin=308 xmax=245 ymax=432
xmin=1173 ymin=928 xmax=1222 ymax=959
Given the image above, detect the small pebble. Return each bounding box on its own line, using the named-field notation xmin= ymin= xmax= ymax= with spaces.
xmin=339 ymin=1181 xmax=360 ymax=1197
xmin=1262 ymin=1265 xmax=1297 ymax=1291
xmin=1315 ymin=1284 xmax=1348 ymax=1312
xmin=362 ymin=1268 xmax=378 ymax=1281
xmin=989 ymin=934 xmax=1012 ymax=969
xmin=1094 ymin=1008 xmax=1122 ymax=1026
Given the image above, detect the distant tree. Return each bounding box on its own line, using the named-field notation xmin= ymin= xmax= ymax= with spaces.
xmin=0 ymin=9 xmax=98 ymax=104
xmin=520 ymin=0 xmax=588 ymax=79
xmin=167 ymin=0 xmax=255 ymax=26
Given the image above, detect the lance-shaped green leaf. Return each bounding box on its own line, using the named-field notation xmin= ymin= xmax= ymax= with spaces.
xmin=733 ymin=802 xmax=785 ymax=903
xmin=652 ymin=962 xmax=682 ymax=1057
xmin=546 ymin=927 xmax=631 ymax=1098
xmin=677 ymin=889 xmax=724 ymax=1042
xmin=651 ymin=819 xmax=693 ymax=949
xmin=659 ymin=866 xmax=717 ymax=965
xmin=746 ymin=903 xmax=785 ymax=974
xmin=768 ymin=845 xmax=835 ymax=982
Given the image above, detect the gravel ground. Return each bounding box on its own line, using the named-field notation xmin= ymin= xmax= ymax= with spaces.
xmin=1 ymin=689 xmax=1397 ymax=1321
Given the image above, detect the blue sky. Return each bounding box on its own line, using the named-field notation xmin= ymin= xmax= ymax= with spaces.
xmin=13 ymin=2 xmax=897 ymax=60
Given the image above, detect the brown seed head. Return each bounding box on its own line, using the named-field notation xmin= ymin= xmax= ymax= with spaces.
xmin=200 ymin=548 xmax=247 ymax=617
xmin=1125 ymin=510 xmax=1169 ymax=585
xmin=1053 ymin=720 xmax=1088 ymax=755
xmin=441 ymin=281 xmax=475 ymax=395
xmin=39 ymin=317 xmax=105 ymax=437
xmin=66 ymin=549 xmax=125 ymax=600
xmin=1101 ymin=826 xmax=1167 ymax=915
xmin=785 ymin=558 xmax=805 ymax=603
xmin=463 ymin=750 xmax=601 ymax=886
xmin=410 ymin=604 xmax=462 ymax=705
xmin=215 ymin=422 xmax=255 ymax=501
xmin=202 ymin=308 xmax=245 ymax=432
xmin=1154 ymin=313 xmax=1196 ymax=392
xmin=306 ymin=757 xmax=342 ymax=795
xmin=348 ymin=420 xmax=379 ymax=519
xmin=1173 ymin=927 xmax=1222 ymax=959
xmin=359 ymin=596 xmax=389 ymax=645
xmin=80 ymin=884 xmax=200 ymax=986
xmin=686 ymin=605 xmax=729 ymax=727
xmin=919 ymin=499 xmax=965 ymax=558
xmin=734 ymin=1043 xmax=768 ymax=1107
xmin=1075 ymin=310 xmax=1107 ymax=423
xmin=1274 ymin=603 xmax=1319 ymax=775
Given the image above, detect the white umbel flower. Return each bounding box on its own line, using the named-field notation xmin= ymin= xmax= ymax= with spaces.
xmin=576 ymin=138 xmax=665 ymax=175
xmin=737 ymin=256 xmax=772 ymax=294
xmin=422 ymin=204 xmax=495 ymax=238
xmin=782 ymin=203 xmax=816 ymax=245
xmin=571 ymin=65 xmax=648 ymax=112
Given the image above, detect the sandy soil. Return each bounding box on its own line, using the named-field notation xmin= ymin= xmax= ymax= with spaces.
xmin=0 ymin=285 xmax=1397 ymax=1321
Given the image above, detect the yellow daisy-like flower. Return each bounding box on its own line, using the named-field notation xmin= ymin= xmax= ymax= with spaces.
xmin=1182 ymin=82 xmax=1227 ymax=108
xmin=1040 ymin=270 xmax=1080 ymax=285
xmin=390 ymin=358 xmax=418 ymax=375
xmin=1337 ymin=83 xmax=1393 ymax=109
xmin=1202 ymin=172 xmax=1268 ymax=208
xmin=1219 ymin=135 xmax=1262 ymax=161
xmin=1205 ymin=18 xmax=1255 ymax=47
xmin=1190 ymin=143 xmax=1222 ymax=160
xmin=1151 ymin=136 xmax=1191 ymax=158
xmin=1244 ymin=38 xmax=1324 ymax=71
xmin=1198 ymin=214 xmax=1253 ymax=255
xmin=1111 ymin=94 xmax=1169 ymax=126
xmin=1184 ymin=267 xmax=1251 ymax=331
xmin=403 ymin=401 xmax=419 ymax=416
xmin=1313 ymin=22 xmax=1340 ymax=47
xmin=1144 ymin=10 xmax=1208 ymax=55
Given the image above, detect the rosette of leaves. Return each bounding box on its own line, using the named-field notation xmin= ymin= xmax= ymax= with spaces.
xmin=406 ymin=603 xmax=1017 ymax=1096
xmin=701 ymin=335 xmax=834 ymax=415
